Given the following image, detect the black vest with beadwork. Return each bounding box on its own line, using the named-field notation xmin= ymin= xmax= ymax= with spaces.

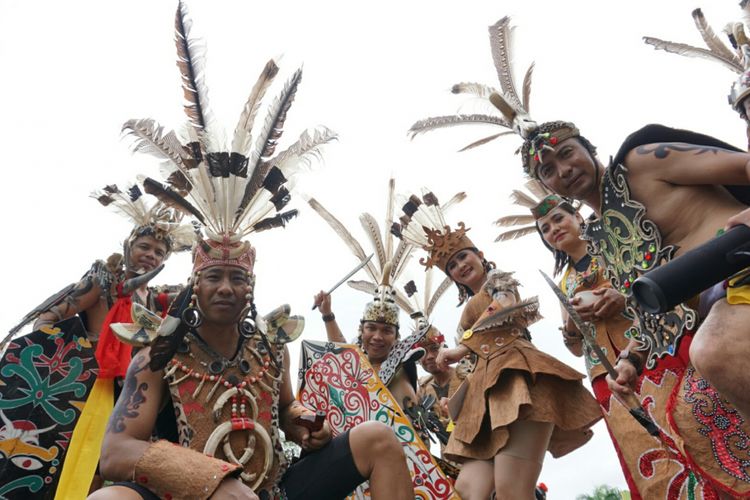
xmin=583 ymin=161 xmax=696 ymax=368
xmin=583 ymin=124 xmax=750 ymax=368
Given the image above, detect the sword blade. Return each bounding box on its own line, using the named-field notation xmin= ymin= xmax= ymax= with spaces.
xmin=538 ymin=270 xmax=617 ymax=378
xmin=539 ymin=270 xmax=660 ymax=437
xmin=312 ymin=254 xmax=374 ymax=310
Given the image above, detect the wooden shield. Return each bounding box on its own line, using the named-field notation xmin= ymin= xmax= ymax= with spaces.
xmin=296 ymin=340 xmax=458 ymax=499
xmin=0 ymin=317 xmax=97 ymax=499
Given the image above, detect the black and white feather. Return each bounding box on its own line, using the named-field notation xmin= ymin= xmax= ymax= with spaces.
xmin=408 ymin=16 xmax=537 ymax=149
xmin=122 ymin=1 xmax=336 ymax=243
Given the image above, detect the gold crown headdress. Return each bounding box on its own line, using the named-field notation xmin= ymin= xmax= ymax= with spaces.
xmin=123 ymin=1 xmax=336 ymax=277
xmin=643 ymin=8 xmax=749 ymax=115
xmin=390 ymin=189 xmax=470 ymax=272
xmin=307 ymin=179 xmax=417 ymax=327
xmin=92 ymin=182 xmax=197 ymax=260
xmin=408 ymin=16 xmax=580 ymax=178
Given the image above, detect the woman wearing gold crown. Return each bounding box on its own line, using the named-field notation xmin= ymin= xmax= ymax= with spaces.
xmin=392 ymin=189 xmax=601 ymax=500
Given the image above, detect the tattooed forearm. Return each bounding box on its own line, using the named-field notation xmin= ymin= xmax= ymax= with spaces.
xmin=635 ymin=143 xmax=740 ymax=159
xmin=108 ymin=353 xmax=150 ymax=433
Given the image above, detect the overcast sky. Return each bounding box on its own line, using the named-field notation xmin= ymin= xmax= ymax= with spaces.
xmin=1 ymin=1 xmax=747 ymax=497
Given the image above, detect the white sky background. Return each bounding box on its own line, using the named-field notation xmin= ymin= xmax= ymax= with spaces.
xmin=0 ymin=1 xmax=747 ymax=497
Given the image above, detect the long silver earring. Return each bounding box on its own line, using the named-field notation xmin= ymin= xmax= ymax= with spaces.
xmin=237 ymin=282 xmax=255 ymax=338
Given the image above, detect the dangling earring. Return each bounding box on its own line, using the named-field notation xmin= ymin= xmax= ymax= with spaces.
xmin=237 ymin=281 xmax=255 ymax=338
xmin=182 ymin=273 xmax=203 ymax=328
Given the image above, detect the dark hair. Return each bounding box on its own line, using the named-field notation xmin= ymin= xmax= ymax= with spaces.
xmin=534 ymin=202 xmax=580 ymax=276
xmin=451 ymin=248 xmax=496 ymax=306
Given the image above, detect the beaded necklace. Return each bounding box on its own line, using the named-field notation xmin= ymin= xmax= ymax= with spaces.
xmin=164 ymin=334 xmax=276 ymax=422
xmin=562 ymin=255 xmax=601 ymax=298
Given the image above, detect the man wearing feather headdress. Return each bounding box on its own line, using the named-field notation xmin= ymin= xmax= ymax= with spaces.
xmin=308 ymin=180 xmax=463 ymax=418
xmin=0 ymin=182 xmax=194 ymax=499
xmin=87 ymin=4 xmax=414 ymax=498
xmin=93 ymin=224 xmax=413 ymax=500
xmin=410 ymin=15 xmax=750 ymax=498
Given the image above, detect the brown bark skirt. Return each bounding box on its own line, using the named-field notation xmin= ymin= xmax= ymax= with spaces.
xmin=444 ymin=338 xmax=602 ymax=462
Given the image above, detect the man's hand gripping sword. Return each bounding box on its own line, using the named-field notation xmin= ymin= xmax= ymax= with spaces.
xmin=539 ymin=270 xmax=660 ymax=437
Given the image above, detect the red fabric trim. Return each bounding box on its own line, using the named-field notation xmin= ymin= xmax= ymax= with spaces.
xmin=157 ymin=292 xmax=169 ymax=318
xmin=591 ymin=375 xmax=643 ymax=500
xmin=661 ymin=330 xmax=750 ymax=498
xmin=94 ymin=282 xmax=133 ymax=379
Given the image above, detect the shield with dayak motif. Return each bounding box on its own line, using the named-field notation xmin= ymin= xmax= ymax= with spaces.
xmin=296 ymin=340 xmax=458 ymax=499
xmin=0 ymin=317 xmax=97 ymax=499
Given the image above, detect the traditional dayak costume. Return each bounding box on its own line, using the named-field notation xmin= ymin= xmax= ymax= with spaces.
xmin=306 ymin=180 xmax=464 ymax=398
xmin=390 ymin=188 xmax=601 ymax=463
xmin=0 ymin=182 xmax=193 ymax=499
xmin=496 ymin=185 xmax=675 ymax=499
xmin=434 ymin=15 xmax=750 ymax=497
xmin=104 ymin=2 xmax=342 ymax=498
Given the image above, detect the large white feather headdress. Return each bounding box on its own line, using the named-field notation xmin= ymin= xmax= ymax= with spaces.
xmin=122 ymin=1 xmax=336 ymax=266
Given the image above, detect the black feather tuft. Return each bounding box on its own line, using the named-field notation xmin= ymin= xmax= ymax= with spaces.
xmin=252 ymin=209 xmax=298 ymax=232
xmin=390 ymin=222 xmax=403 ymax=239
xmin=103 ymin=184 xmax=120 ymax=194
xmin=262 ymin=166 xmax=287 ymax=194
xmin=270 ymin=186 xmax=291 ymax=211
xmin=422 ymin=192 xmax=439 ymax=206
xmin=404 ymin=280 xmax=418 ymax=297
xmin=229 ymin=153 xmax=248 ymax=177
xmin=96 ymin=194 xmax=114 ymax=206
xmin=207 ymin=152 xmax=230 ymax=177
xmin=128 ymin=185 xmax=143 ymax=202
xmin=403 ymin=201 xmax=419 ymax=217
xmin=142 ymin=177 xmax=206 ymax=225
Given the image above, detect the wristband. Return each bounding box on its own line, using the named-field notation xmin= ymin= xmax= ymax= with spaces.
xmin=616 ymin=348 xmax=644 ymax=376
xmin=321 ymin=313 xmax=335 ymax=323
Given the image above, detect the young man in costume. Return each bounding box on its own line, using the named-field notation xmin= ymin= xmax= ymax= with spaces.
xmin=0 ymin=183 xmax=193 ymax=499
xmin=308 ymin=180 xmax=461 ymax=412
xmin=411 ymin=15 xmax=750 ymax=498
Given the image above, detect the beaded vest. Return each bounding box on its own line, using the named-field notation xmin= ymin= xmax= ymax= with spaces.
xmin=583 ymin=162 xmax=697 ymax=369
xmin=164 ymin=332 xmax=287 ymax=498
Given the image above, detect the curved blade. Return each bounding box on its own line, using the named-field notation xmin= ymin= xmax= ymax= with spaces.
xmin=312 ymin=254 xmax=374 ymax=309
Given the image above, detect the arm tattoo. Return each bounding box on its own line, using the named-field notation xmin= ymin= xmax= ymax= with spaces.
xmin=635 ymin=143 xmax=739 ymax=159
xmin=108 ymin=353 xmax=150 ymax=433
